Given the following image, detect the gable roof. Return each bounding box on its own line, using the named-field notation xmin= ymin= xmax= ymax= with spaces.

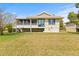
xmin=37 ymin=11 xmax=52 ymax=16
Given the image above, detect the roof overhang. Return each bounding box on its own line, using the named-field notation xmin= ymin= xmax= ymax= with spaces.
xmin=26 ymin=16 xmax=63 ymax=20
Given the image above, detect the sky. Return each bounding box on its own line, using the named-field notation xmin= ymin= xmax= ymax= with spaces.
xmin=0 ymin=3 xmax=78 ymax=23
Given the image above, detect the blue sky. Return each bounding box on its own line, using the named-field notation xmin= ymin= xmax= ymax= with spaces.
xmin=0 ymin=3 xmax=78 ymax=22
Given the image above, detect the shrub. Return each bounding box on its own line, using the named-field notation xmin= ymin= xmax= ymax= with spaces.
xmin=5 ymin=24 xmax=13 ymax=33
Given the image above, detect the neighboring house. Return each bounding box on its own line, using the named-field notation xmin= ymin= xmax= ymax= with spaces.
xmin=13 ymin=11 xmax=63 ymax=32
xmin=65 ymin=23 xmax=79 ymax=32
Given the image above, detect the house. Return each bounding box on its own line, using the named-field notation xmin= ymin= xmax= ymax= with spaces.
xmin=13 ymin=11 xmax=63 ymax=32
xmin=65 ymin=23 xmax=79 ymax=32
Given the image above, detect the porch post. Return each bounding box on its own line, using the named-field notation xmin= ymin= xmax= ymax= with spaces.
xmin=44 ymin=18 xmax=48 ymax=32
xmin=37 ymin=19 xmax=38 ymax=25
xmin=23 ymin=20 xmax=24 ymax=25
xmin=30 ymin=19 xmax=32 ymax=32
xmin=15 ymin=28 xmax=18 ymax=32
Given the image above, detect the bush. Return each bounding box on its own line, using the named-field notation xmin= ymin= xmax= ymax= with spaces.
xmin=5 ymin=24 xmax=13 ymax=33
xmin=0 ymin=26 xmax=4 ymax=35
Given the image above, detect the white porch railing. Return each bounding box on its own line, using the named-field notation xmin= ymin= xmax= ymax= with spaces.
xmin=14 ymin=24 xmax=45 ymax=28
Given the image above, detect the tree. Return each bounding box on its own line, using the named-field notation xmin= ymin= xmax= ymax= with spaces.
xmin=68 ymin=12 xmax=77 ymax=22
xmin=0 ymin=8 xmax=16 ymax=35
xmin=0 ymin=8 xmax=5 ymax=35
xmin=75 ymin=3 xmax=79 ymax=19
xmin=5 ymin=23 xmax=12 ymax=33
xmin=75 ymin=3 xmax=79 ymax=8
xmin=60 ymin=20 xmax=64 ymax=30
xmin=4 ymin=12 xmax=16 ymax=33
xmin=67 ymin=12 xmax=79 ymax=24
xmin=67 ymin=4 xmax=79 ymax=25
xmin=68 ymin=11 xmax=79 ymax=25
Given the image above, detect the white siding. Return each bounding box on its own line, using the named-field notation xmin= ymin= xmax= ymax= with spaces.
xmin=44 ymin=20 xmax=59 ymax=32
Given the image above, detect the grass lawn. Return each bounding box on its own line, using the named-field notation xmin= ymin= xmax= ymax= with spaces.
xmin=0 ymin=32 xmax=79 ymax=56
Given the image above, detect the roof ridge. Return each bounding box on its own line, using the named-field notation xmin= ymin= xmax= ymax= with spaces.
xmin=37 ymin=11 xmax=53 ymax=16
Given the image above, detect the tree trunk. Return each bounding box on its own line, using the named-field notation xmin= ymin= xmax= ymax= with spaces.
xmin=0 ymin=27 xmax=4 ymax=35
xmin=77 ymin=10 xmax=79 ymax=19
xmin=0 ymin=31 xmax=3 ymax=35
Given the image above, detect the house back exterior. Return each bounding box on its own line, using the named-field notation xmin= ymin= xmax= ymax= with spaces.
xmin=13 ymin=12 xmax=63 ymax=32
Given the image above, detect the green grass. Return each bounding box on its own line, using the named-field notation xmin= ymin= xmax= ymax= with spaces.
xmin=0 ymin=33 xmax=22 ymax=41
xmin=0 ymin=32 xmax=79 ymax=56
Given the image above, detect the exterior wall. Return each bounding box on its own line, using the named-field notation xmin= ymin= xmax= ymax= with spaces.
xmin=13 ymin=19 xmax=60 ymax=32
xmin=44 ymin=19 xmax=60 ymax=32
xmin=66 ymin=25 xmax=76 ymax=32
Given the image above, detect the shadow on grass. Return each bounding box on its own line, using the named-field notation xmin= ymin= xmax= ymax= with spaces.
xmin=1 ymin=32 xmax=79 ymax=36
xmin=67 ymin=32 xmax=79 ymax=34
xmin=0 ymin=32 xmax=22 ymax=36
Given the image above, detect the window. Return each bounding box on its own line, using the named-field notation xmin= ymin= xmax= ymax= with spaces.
xmin=38 ymin=19 xmax=45 ymax=27
xmin=48 ymin=19 xmax=55 ymax=25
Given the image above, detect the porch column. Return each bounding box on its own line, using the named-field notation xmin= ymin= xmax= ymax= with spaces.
xmin=37 ymin=19 xmax=38 ymax=25
xmin=30 ymin=19 xmax=32 ymax=32
xmin=15 ymin=28 xmax=18 ymax=32
xmin=19 ymin=28 xmax=22 ymax=32
xmin=23 ymin=20 xmax=24 ymax=25
xmin=44 ymin=18 xmax=48 ymax=32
